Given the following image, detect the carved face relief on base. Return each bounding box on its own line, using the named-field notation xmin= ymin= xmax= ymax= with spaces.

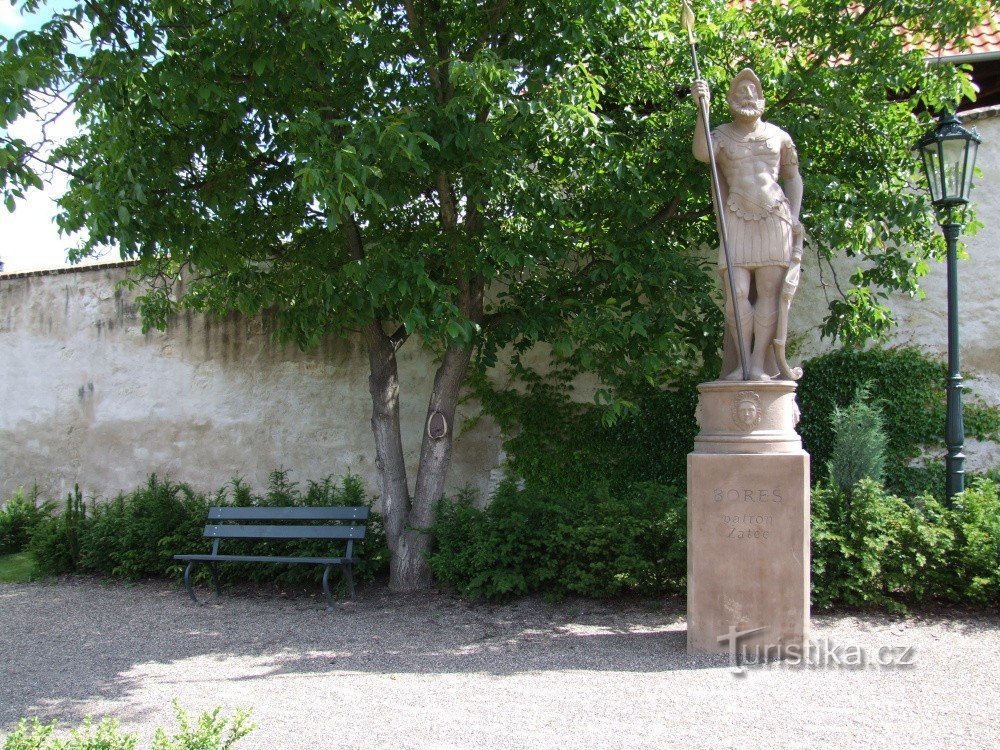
xmin=732 ymin=391 xmax=763 ymax=431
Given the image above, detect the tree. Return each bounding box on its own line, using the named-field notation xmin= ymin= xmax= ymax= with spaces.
xmin=0 ymin=0 xmax=987 ymax=589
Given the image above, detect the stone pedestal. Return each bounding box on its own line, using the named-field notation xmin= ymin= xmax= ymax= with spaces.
xmin=687 ymin=380 xmax=810 ymax=655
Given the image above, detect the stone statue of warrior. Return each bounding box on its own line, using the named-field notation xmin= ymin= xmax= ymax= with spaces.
xmin=692 ymin=69 xmax=804 ymax=381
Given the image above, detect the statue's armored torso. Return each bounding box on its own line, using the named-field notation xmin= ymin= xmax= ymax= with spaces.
xmin=712 ymin=121 xmax=798 ymax=269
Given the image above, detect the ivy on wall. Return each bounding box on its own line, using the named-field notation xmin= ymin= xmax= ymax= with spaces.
xmin=798 ymin=347 xmax=1000 ymax=494
xmin=477 ymin=346 xmax=1000 ymax=499
xmin=437 ymin=347 xmax=1000 ymax=605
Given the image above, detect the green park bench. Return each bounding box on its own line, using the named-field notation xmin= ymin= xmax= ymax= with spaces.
xmin=174 ymin=506 xmax=369 ymax=609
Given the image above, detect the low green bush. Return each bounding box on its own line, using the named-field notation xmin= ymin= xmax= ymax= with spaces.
xmin=429 ymin=480 xmax=686 ymax=601
xmin=941 ymin=478 xmax=1000 ymax=604
xmin=430 ymin=475 xmax=997 ymax=610
xmin=811 ymin=480 xmax=952 ymax=611
xmin=81 ymin=475 xmax=213 ymax=580
xmin=0 ymin=487 xmax=53 ymax=556
xmin=806 ymin=477 xmax=999 ymax=610
xmin=24 ymin=471 xmax=389 ymax=592
xmin=2 ymin=703 xmax=252 ymax=750
xmin=457 ymin=344 xmax=998 ymax=609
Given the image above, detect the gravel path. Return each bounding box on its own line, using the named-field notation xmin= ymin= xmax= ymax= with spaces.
xmin=0 ymin=579 xmax=996 ymax=750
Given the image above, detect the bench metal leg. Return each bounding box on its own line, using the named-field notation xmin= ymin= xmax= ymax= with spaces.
xmin=183 ymin=561 xmax=200 ymax=603
xmin=322 ymin=564 xmax=334 ymax=611
xmin=209 ymin=562 xmax=222 ymax=597
xmin=343 ymin=563 xmax=356 ymax=602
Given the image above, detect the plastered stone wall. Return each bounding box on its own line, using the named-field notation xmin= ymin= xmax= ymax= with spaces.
xmin=792 ymin=105 xmax=1000 ymax=470
xmin=2 ymin=110 xmax=997 ymax=500
xmin=0 ymin=265 xmax=503 ymax=502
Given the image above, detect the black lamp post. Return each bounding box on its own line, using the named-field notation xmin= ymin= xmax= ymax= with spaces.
xmin=916 ymin=111 xmax=982 ymax=504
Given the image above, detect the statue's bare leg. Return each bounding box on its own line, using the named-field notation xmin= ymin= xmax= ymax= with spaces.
xmin=723 ymin=267 xmax=753 ymax=381
xmin=748 ymin=265 xmax=785 ymax=380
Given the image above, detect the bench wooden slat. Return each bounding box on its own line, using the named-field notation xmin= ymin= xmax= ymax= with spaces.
xmin=175 ymin=554 xmax=350 ymax=564
xmin=203 ymin=524 xmax=367 ymax=540
xmin=207 ymin=506 xmax=370 ymax=521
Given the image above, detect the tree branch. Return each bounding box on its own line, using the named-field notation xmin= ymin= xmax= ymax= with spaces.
xmin=642 ymin=195 xmax=681 ymax=229
xmin=84 ymin=0 xmax=137 ymax=55
xmin=461 ymin=0 xmax=512 ymax=61
xmin=403 ymin=0 xmax=446 ymax=99
xmin=436 ymin=172 xmax=458 ymax=231
xmin=343 ymin=213 xmax=365 ymax=262
xmin=0 ymin=136 xmax=88 ymax=181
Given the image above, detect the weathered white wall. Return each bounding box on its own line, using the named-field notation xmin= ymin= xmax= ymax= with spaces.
xmin=0 ymin=266 xmax=503 ymax=501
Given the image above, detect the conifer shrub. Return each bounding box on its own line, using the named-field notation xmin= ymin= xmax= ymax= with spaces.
xmin=826 ymin=386 xmax=888 ymax=494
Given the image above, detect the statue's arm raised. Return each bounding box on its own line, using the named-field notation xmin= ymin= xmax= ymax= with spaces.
xmin=691 ymin=79 xmax=712 ymax=163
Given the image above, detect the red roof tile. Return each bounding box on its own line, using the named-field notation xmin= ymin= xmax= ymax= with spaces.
xmin=729 ymin=2 xmax=1000 ymax=60
xmin=937 ymin=12 xmax=1000 ymax=59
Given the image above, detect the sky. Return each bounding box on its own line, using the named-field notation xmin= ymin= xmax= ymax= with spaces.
xmin=1 ymin=0 xmax=108 ymax=273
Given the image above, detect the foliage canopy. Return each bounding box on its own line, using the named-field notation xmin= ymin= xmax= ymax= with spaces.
xmin=0 ymin=0 xmax=987 ymax=387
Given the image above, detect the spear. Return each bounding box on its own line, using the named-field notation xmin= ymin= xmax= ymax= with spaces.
xmin=681 ymin=1 xmax=749 ymax=381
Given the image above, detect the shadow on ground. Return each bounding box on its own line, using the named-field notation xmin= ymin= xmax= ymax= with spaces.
xmin=0 ymin=578 xmax=714 ymax=729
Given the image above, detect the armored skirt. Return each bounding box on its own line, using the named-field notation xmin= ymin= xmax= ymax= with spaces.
xmin=717 ymin=196 xmax=794 ymax=270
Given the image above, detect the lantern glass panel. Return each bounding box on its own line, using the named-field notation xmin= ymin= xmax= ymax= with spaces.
xmin=942 ymin=137 xmax=969 ymax=201
xmin=921 ymin=142 xmax=943 ymax=203
xmin=961 ymin=139 xmax=979 ymax=201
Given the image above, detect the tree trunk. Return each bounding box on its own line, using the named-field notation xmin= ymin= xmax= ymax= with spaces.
xmin=364 ymin=274 xmax=484 ymax=592
xmin=403 ymin=277 xmax=485 ymax=588
xmin=363 ymin=321 xmax=419 ymax=591
xmin=365 ymin=327 xmax=475 ymax=591
xmin=400 ymin=342 xmax=475 ymax=585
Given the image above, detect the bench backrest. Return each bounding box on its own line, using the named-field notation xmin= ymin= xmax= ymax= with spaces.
xmin=203 ymin=506 xmax=370 ymax=557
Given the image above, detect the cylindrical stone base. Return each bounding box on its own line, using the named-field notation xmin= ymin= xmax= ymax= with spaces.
xmin=687 ymin=380 xmax=810 ymax=655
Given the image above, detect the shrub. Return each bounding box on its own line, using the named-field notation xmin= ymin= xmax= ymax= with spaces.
xmin=80 ymin=475 xmax=212 ymax=579
xmin=432 ymin=472 xmax=995 ymax=609
xmin=28 ymin=485 xmax=88 ymax=576
xmin=463 ymin=345 xmax=998 ymax=610
xmin=826 ymin=386 xmax=887 ymax=493
xmin=0 ymin=487 xmax=53 ymax=556
xmin=476 ymin=376 xmax=700 ymax=494
xmin=941 ymin=478 xmax=1000 ymax=604
xmin=810 ymin=479 xmax=956 ymax=611
xmin=25 ymin=471 xmax=389 ymax=594
xmin=2 ymin=703 xmax=252 ymax=750
xmin=429 ymin=480 xmax=686 ymax=601
xmin=479 ymin=347 xmax=999 ymax=502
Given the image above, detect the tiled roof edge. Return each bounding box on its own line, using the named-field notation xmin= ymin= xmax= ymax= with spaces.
xmin=0 ymin=259 xmax=139 ymax=281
